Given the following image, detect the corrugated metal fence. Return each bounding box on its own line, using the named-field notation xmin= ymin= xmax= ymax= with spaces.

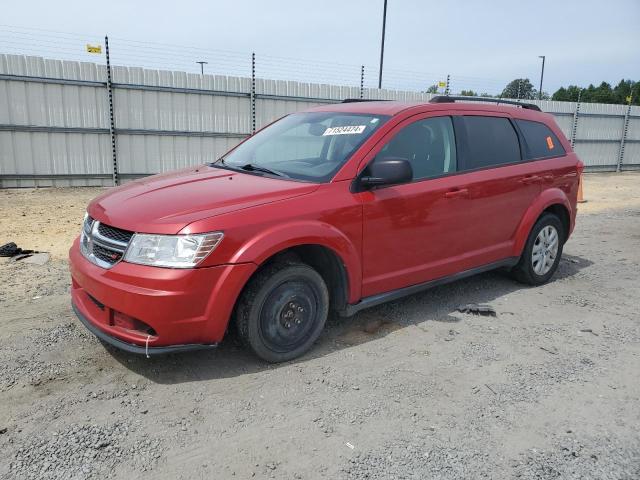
xmin=1 ymin=54 xmax=638 ymax=188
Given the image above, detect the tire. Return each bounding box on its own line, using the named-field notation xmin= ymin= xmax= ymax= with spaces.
xmin=511 ymin=213 xmax=564 ymax=286
xmin=235 ymin=261 xmax=329 ymax=363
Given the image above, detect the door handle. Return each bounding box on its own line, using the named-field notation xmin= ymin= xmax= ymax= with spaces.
xmin=444 ymin=188 xmax=469 ymax=199
xmin=520 ymin=175 xmax=541 ymax=185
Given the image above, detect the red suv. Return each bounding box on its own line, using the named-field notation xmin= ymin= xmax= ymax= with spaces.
xmin=69 ymin=96 xmax=582 ymax=362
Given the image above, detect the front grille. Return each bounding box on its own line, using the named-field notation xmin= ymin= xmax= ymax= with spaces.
xmin=80 ymin=216 xmax=132 ymax=269
xmin=98 ymin=223 xmax=134 ymax=244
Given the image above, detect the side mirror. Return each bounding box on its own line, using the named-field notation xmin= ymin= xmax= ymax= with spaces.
xmin=359 ymin=157 xmax=413 ymax=189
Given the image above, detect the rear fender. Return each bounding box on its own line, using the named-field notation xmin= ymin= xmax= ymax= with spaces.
xmin=511 ymin=188 xmax=573 ymax=257
xmin=230 ymin=221 xmax=362 ymax=303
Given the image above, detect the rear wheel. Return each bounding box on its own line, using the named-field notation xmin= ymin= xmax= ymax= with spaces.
xmin=235 ymin=261 xmax=329 ymax=363
xmin=511 ymin=213 xmax=564 ymax=285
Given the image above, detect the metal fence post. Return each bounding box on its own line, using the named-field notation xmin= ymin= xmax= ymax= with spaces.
xmin=360 ymin=65 xmax=365 ymax=99
xmin=105 ymin=36 xmax=119 ymax=186
xmin=570 ymin=90 xmax=582 ymax=149
xmin=617 ymin=100 xmax=632 ymax=172
xmin=445 ymin=74 xmax=450 ymax=96
xmin=251 ymin=52 xmax=256 ymax=134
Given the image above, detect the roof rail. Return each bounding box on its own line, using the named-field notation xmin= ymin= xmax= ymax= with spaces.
xmin=429 ymin=95 xmax=541 ymax=111
xmin=341 ymin=98 xmax=391 ymax=103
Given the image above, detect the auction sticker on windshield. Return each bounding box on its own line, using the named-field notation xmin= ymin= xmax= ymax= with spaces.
xmin=323 ymin=125 xmax=366 ymax=136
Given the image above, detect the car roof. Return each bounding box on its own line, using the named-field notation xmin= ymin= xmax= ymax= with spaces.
xmin=308 ymin=101 xmax=417 ymax=116
xmin=307 ymin=100 xmax=551 ymax=121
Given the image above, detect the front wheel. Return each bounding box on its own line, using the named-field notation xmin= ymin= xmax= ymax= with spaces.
xmin=235 ymin=261 xmax=329 ymax=363
xmin=511 ymin=213 xmax=564 ymax=286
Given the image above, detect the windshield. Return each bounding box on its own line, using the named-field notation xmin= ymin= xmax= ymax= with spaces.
xmin=215 ymin=112 xmax=389 ymax=182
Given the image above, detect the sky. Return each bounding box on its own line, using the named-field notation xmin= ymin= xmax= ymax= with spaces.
xmin=1 ymin=0 xmax=639 ymax=94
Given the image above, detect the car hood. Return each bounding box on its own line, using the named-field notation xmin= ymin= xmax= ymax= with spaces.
xmin=87 ymin=166 xmax=319 ymax=234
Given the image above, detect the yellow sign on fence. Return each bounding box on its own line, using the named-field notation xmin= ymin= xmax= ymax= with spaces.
xmin=86 ymin=44 xmax=102 ymax=54
xmin=438 ymin=81 xmax=447 ymax=88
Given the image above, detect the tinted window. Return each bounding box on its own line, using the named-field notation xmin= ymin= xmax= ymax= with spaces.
xmin=516 ymin=119 xmax=566 ymax=159
xmin=375 ymin=116 xmax=457 ymax=181
xmin=461 ymin=116 xmax=521 ymax=169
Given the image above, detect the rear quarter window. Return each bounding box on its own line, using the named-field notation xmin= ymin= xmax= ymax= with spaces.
xmin=516 ymin=119 xmax=566 ymax=160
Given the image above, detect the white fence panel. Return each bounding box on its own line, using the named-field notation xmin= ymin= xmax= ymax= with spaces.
xmin=1 ymin=53 xmax=638 ymax=186
xmin=116 ymin=135 xmax=240 ymax=175
xmin=573 ymin=141 xmax=620 ymax=169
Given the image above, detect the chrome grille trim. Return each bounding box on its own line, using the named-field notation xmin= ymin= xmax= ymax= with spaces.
xmin=93 ymin=227 xmax=129 ymax=249
xmin=80 ymin=217 xmax=133 ymax=269
xmin=97 ymin=223 xmax=134 ymax=245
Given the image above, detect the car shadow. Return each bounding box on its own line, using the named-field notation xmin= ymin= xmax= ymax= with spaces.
xmin=106 ymin=253 xmax=593 ymax=384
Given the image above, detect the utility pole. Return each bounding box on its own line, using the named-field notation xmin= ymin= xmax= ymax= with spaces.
xmin=196 ymin=61 xmax=208 ymax=75
xmin=378 ymin=0 xmax=388 ymax=89
xmin=538 ymin=55 xmax=545 ymax=100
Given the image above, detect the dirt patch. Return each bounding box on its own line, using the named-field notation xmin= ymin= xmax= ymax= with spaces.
xmin=1 ymin=173 xmax=639 ymax=479
xmin=578 ymin=172 xmax=640 ymax=214
xmin=0 ymin=187 xmax=104 ymax=260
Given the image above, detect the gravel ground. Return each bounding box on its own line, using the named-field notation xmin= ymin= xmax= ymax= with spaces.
xmin=0 ymin=173 xmax=639 ymax=479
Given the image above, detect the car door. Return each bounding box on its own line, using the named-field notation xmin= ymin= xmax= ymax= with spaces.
xmin=358 ymin=114 xmax=471 ymax=297
xmin=450 ymin=113 xmax=542 ymax=263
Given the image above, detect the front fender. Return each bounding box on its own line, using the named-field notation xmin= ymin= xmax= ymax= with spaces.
xmin=511 ymin=188 xmax=573 ymax=257
xmin=230 ymin=220 xmax=362 ymax=303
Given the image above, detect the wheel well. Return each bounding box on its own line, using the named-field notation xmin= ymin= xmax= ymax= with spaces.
xmin=257 ymin=245 xmax=349 ymax=312
xmin=543 ymin=204 xmax=570 ymax=241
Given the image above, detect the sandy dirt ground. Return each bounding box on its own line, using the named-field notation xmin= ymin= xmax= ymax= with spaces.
xmin=0 ymin=173 xmax=639 ymax=479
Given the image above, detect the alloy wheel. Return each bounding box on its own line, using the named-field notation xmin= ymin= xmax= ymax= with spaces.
xmin=531 ymin=225 xmax=559 ymax=275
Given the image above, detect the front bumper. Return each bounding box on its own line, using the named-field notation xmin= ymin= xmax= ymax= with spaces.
xmin=69 ymin=237 xmax=256 ymax=351
xmin=72 ymin=302 xmax=217 ymax=355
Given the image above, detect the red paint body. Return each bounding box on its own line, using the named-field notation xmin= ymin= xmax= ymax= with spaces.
xmin=69 ymin=101 xmax=582 ymax=349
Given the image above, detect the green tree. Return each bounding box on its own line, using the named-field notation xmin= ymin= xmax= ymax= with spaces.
xmin=612 ymin=79 xmax=639 ymax=104
xmin=552 ymin=80 xmax=639 ymax=105
xmin=426 ymin=84 xmax=439 ymax=94
xmin=552 ymin=87 xmax=569 ymax=101
xmin=565 ymin=85 xmax=583 ymax=101
xmin=501 ymin=78 xmax=536 ymax=99
xmin=590 ymin=82 xmax=616 ymax=103
xmin=552 ymin=85 xmax=586 ymax=102
xmin=460 ymin=89 xmax=477 ymax=96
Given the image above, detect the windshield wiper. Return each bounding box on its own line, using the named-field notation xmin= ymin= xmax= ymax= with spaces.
xmin=209 ymin=159 xmax=288 ymax=178
xmin=239 ymin=163 xmax=288 ymax=178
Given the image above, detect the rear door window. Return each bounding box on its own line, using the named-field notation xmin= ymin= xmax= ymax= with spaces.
xmin=516 ymin=119 xmax=566 ymax=159
xmin=459 ymin=116 xmax=521 ymax=170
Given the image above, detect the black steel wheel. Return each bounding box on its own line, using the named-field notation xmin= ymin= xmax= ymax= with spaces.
xmin=235 ymin=261 xmax=329 ymax=362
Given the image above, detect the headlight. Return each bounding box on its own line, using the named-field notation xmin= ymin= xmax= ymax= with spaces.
xmin=124 ymin=232 xmax=223 ymax=268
